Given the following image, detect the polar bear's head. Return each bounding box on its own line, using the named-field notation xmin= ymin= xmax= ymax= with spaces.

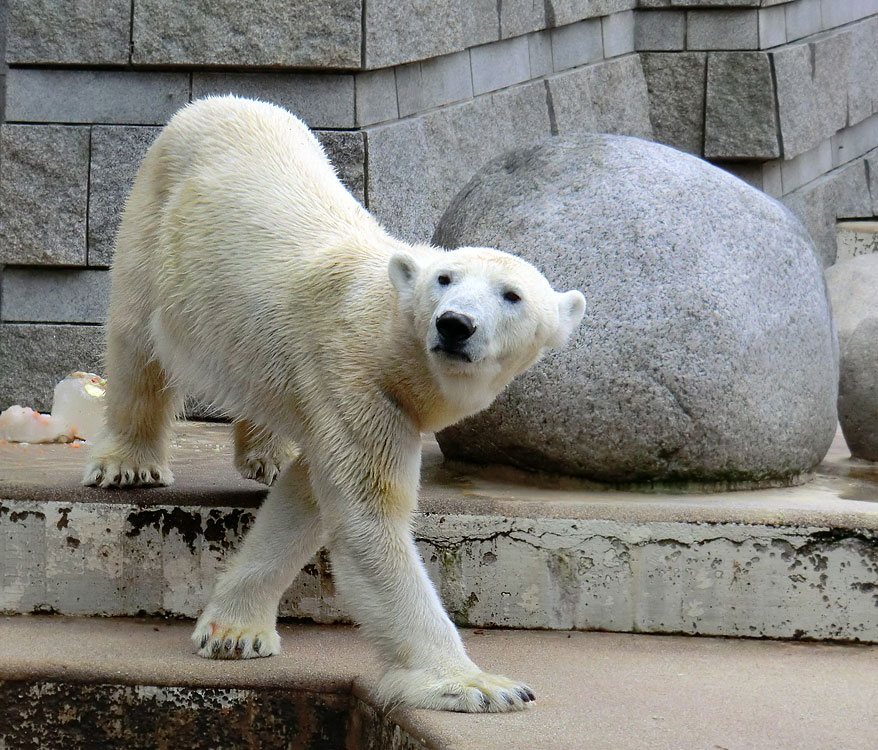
xmin=389 ymin=246 xmax=585 ymax=411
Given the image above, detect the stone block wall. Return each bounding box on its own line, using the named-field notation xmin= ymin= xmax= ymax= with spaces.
xmin=0 ymin=0 xmax=876 ymax=410
xmin=639 ymin=0 xmax=878 ymax=264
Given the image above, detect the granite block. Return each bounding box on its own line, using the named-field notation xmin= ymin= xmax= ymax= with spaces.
xmin=845 ymin=16 xmax=878 ymax=126
xmin=785 ymin=0 xmax=822 ymax=41
xmin=780 ymin=140 xmax=834 ymax=194
xmin=635 ymin=11 xmax=686 ymax=51
xmin=133 ymin=0 xmax=361 ymax=68
xmin=528 ymin=30 xmax=554 ymax=78
xmin=192 ymin=73 xmax=355 ymax=129
xmin=88 ymin=126 xmax=162 ymax=268
xmin=641 ymin=52 xmax=707 ymax=155
xmin=1 ymin=268 xmax=110 ymax=324
xmin=365 ymin=80 xmax=550 ymax=242
xmin=772 ymin=31 xmax=851 ymax=159
xmin=758 ymin=6 xmax=787 ymax=48
xmin=551 ymin=19 xmax=603 ymax=72
xmin=364 ymin=0 xmax=466 ymax=69
xmin=6 ymin=0 xmax=130 ymax=64
xmin=0 ymin=125 xmax=89 ymax=266
xmin=499 ymin=0 xmax=545 ymax=39
xmin=5 ymin=69 xmax=189 ymax=126
xmin=355 ymin=69 xmax=399 ymax=127
xmin=602 ymin=11 xmax=635 ymax=58
xmin=704 ymin=52 xmax=780 ymax=159
xmin=396 ymin=52 xmax=473 ymax=118
xmin=687 ymin=10 xmax=759 ymax=51
xmin=314 ymin=130 xmax=366 ymax=205
xmin=470 ymin=36 xmax=531 ymax=95
xmin=830 ymin=113 xmax=878 ymax=169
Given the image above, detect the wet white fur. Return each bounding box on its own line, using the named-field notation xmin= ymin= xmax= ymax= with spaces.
xmin=83 ymin=95 xmax=585 ymax=713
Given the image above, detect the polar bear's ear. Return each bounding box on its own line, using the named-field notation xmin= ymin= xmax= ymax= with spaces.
xmin=388 ymin=252 xmax=420 ymax=297
xmin=546 ymin=290 xmax=586 ymax=349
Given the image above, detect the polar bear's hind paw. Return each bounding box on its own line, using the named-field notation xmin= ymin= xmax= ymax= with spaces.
xmin=191 ymin=619 xmax=281 ymax=660
xmin=378 ymin=667 xmax=535 ymax=713
xmin=236 ymin=455 xmax=282 ymax=486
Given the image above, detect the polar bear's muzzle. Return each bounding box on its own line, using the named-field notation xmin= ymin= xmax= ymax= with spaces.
xmin=433 ymin=311 xmax=476 ymax=362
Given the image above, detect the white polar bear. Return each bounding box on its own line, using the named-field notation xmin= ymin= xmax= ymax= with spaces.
xmin=83 ymin=95 xmax=585 ymax=713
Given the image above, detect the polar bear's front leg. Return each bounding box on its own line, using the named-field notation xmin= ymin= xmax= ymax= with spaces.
xmin=82 ymin=334 xmax=178 ymax=488
xmin=319 ymin=461 xmax=534 ymax=713
xmin=192 ymin=458 xmax=324 ymax=658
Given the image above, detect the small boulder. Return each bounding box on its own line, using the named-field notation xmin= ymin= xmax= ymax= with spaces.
xmin=433 ymin=134 xmax=838 ymax=486
xmin=825 ymin=254 xmax=878 ymax=461
xmin=838 ymin=318 xmax=878 ymax=461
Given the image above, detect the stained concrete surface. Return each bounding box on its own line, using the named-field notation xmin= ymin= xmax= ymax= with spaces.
xmin=1 ymin=616 xmax=876 ymax=750
xmin=2 ymin=424 xmax=876 ymax=640
xmin=1 ymin=422 xmax=877 ymax=528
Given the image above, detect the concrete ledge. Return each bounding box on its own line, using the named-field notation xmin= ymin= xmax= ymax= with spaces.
xmin=1 ymin=424 xmax=876 ymax=640
xmin=1 ymin=616 xmax=876 ymax=750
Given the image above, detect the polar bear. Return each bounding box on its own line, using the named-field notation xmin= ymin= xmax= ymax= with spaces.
xmin=83 ymin=95 xmax=585 ymax=713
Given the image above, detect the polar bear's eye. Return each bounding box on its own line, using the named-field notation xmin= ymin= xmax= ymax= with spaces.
xmin=437 ymin=274 xmax=451 ymax=286
xmin=503 ymin=290 xmax=522 ymax=303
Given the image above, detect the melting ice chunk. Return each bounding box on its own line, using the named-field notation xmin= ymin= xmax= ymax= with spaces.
xmin=0 ymin=372 xmax=106 ymax=443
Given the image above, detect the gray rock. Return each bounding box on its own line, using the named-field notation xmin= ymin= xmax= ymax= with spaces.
xmin=704 ymin=52 xmax=780 ymax=160
xmin=6 ymin=0 xmax=130 ymax=64
xmin=132 ymin=0 xmax=361 ymax=68
xmin=641 ymin=52 xmax=706 ymax=156
xmin=838 ymin=318 xmax=878 ymax=461
xmin=0 ymin=125 xmax=90 ymax=266
xmin=0 ymin=324 xmax=104 ymax=412
xmin=89 ymin=126 xmax=162 ymax=267
xmin=433 ymin=135 xmax=838 ymax=485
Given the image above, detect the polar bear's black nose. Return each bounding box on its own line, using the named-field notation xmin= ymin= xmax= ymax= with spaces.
xmin=436 ymin=311 xmax=476 ymax=344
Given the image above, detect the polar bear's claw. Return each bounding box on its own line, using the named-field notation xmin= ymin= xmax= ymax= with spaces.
xmin=377 ymin=667 xmax=535 ymax=713
xmin=191 ymin=619 xmax=280 ymax=660
xmin=236 ymin=455 xmax=281 ymax=486
xmin=82 ymin=458 xmax=173 ymax=488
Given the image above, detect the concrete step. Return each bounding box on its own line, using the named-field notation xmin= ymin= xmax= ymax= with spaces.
xmin=1 ymin=423 xmax=877 ymax=641
xmin=1 ymin=616 xmax=876 ymax=750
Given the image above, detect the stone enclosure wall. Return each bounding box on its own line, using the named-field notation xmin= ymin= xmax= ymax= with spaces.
xmin=0 ymin=0 xmax=877 ymax=410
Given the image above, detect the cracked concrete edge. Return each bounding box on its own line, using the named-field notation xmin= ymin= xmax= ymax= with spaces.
xmin=2 ymin=499 xmax=875 ymax=641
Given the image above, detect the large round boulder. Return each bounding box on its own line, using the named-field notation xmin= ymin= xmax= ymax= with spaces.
xmin=433 ymin=134 xmax=838 ymax=486
xmin=825 ymin=254 xmax=878 ymax=461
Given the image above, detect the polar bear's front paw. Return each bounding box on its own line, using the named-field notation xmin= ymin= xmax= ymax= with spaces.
xmin=191 ymin=618 xmax=281 ymax=660
xmin=377 ymin=666 xmax=535 ymax=713
xmin=82 ymin=456 xmax=173 ymax=488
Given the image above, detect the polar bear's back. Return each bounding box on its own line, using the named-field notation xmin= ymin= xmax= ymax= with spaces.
xmin=111 ymin=95 xmax=398 ymax=423
xmin=151 ymin=96 xmax=372 ymax=250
